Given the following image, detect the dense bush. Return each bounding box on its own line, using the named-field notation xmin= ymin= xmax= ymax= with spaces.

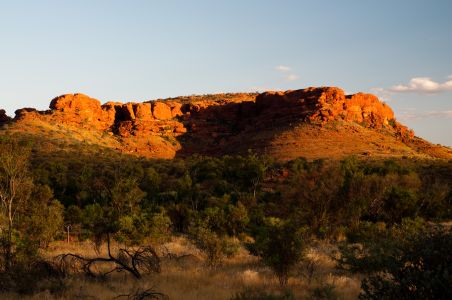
xmin=338 ymin=218 xmax=451 ymax=299
xmin=247 ymin=219 xmax=308 ymax=286
xmin=189 ymin=225 xmax=239 ymax=267
xmin=360 ymin=227 xmax=452 ymax=300
xmin=230 ymin=289 xmax=295 ymax=300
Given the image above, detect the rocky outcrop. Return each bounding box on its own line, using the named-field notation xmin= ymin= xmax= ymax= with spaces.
xmin=152 ymin=102 xmax=172 ymax=120
xmin=7 ymin=87 xmax=424 ymax=159
xmin=344 ymin=93 xmax=394 ymax=127
xmin=133 ymin=103 xmax=153 ymax=120
xmin=100 ymin=102 xmax=120 ymax=125
xmin=0 ymin=109 xmax=11 ymax=123
xmin=168 ymin=102 xmax=183 ymax=118
xmin=50 ymin=93 xmax=101 ymax=112
xmin=14 ymin=108 xmax=41 ymax=122
xmin=255 ymin=87 xmax=395 ymax=129
xmin=47 ymin=94 xmax=109 ymax=129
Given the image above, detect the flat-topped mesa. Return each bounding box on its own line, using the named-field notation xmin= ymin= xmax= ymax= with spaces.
xmin=10 ymin=87 xmax=414 ymax=142
xmin=255 ymin=87 xmax=395 ymax=129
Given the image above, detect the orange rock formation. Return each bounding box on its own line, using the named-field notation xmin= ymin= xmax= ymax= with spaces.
xmin=4 ymin=87 xmax=431 ymax=159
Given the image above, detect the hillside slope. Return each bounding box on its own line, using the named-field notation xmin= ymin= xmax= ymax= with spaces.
xmin=1 ymin=87 xmax=451 ymax=160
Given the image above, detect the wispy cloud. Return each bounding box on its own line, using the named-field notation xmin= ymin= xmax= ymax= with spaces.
xmin=398 ymin=110 xmax=452 ymax=121
xmin=286 ymin=74 xmax=299 ymax=81
xmin=249 ymin=86 xmax=282 ymax=93
xmin=275 ymin=65 xmax=299 ymax=82
xmin=387 ymin=76 xmax=452 ymax=94
xmin=371 ymin=87 xmax=392 ymax=102
xmin=275 ymin=65 xmax=291 ymax=72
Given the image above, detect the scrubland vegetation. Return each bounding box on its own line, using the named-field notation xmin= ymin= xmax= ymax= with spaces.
xmin=0 ymin=136 xmax=451 ymax=299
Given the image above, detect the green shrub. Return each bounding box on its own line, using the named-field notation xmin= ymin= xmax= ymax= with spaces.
xmin=308 ymin=283 xmax=338 ymax=300
xmin=189 ymin=225 xmax=239 ymax=267
xmin=247 ymin=219 xmax=308 ymax=286
xmin=360 ymin=227 xmax=452 ymax=300
xmin=339 ymin=218 xmax=428 ymax=274
xmin=148 ymin=210 xmax=172 ymax=244
xmin=230 ymin=289 xmax=294 ymax=300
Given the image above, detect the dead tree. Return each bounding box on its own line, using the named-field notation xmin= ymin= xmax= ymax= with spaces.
xmin=114 ymin=287 xmax=169 ymax=300
xmin=55 ymin=234 xmax=160 ymax=279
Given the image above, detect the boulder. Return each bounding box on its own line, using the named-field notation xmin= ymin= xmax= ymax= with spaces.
xmin=101 ymin=102 xmax=121 ymax=125
xmin=117 ymin=121 xmax=133 ymax=137
xmin=152 ymin=102 xmax=172 ymax=120
xmin=169 ymin=102 xmax=183 ymax=118
xmin=174 ymin=123 xmax=187 ymax=133
xmin=133 ymin=103 xmax=153 ymax=120
xmin=14 ymin=108 xmax=40 ymax=121
xmin=48 ymin=93 xmax=108 ymax=127
xmin=50 ymin=93 xmax=101 ymax=113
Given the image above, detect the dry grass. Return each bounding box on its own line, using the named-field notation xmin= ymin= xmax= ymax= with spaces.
xmin=266 ymin=122 xmax=427 ymax=161
xmin=2 ymin=237 xmax=362 ymax=300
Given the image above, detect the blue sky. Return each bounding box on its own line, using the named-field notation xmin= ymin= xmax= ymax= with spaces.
xmin=1 ymin=0 xmax=451 ymax=146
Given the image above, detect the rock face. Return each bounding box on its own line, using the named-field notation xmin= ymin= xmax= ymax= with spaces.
xmin=50 ymin=93 xmax=101 ymax=112
xmin=252 ymin=87 xmax=413 ymax=141
xmin=133 ymin=103 xmax=153 ymax=120
xmin=7 ymin=87 xmax=426 ymax=159
xmin=152 ymin=102 xmax=172 ymax=120
xmin=255 ymin=87 xmax=395 ymax=128
xmin=0 ymin=109 xmax=11 ymax=123
xmin=344 ymin=93 xmax=394 ymax=127
xmin=14 ymin=108 xmax=41 ymax=122
xmin=48 ymin=94 xmax=110 ymax=129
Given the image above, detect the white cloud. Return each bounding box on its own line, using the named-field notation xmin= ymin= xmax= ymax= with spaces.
xmin=371 ymin=87 xmax=392 ymax=102
xmin=388 ymin=76 xmax=452 ymax=94
xmin=286 ymin=74 xmax=299 ymax=81
xmin=398 ymin=110 xmax=452 ymax=121
xmin=249 ymin=86 xmax=282 ymax=93
xmin=274 ymin=65 xmax=300 ymax=82
xmin=275 ymin=65 xmax=291 ymax=72
xmin=425 ymin=110 xmax=452 ymax=118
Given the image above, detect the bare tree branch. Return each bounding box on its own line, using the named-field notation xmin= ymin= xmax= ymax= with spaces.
xmin=54 ymin=235 xmax=160 ymax=279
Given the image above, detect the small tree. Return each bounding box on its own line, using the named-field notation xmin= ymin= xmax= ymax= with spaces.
xmin=58 ymin=173 xmax=161 ymax=279
xmin=189 ymin=216 xmax=240 ymax=268
xmin=19 ymin=185 xmax=64 ymax=248
xmin=0 ymin=140 xmax=33 ymax=271
xmin=248 ymin=219 xmax=307 ymax=286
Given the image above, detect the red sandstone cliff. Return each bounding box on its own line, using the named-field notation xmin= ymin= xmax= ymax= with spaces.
xmin=3 ymin=87 xmax=449 ymax=160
